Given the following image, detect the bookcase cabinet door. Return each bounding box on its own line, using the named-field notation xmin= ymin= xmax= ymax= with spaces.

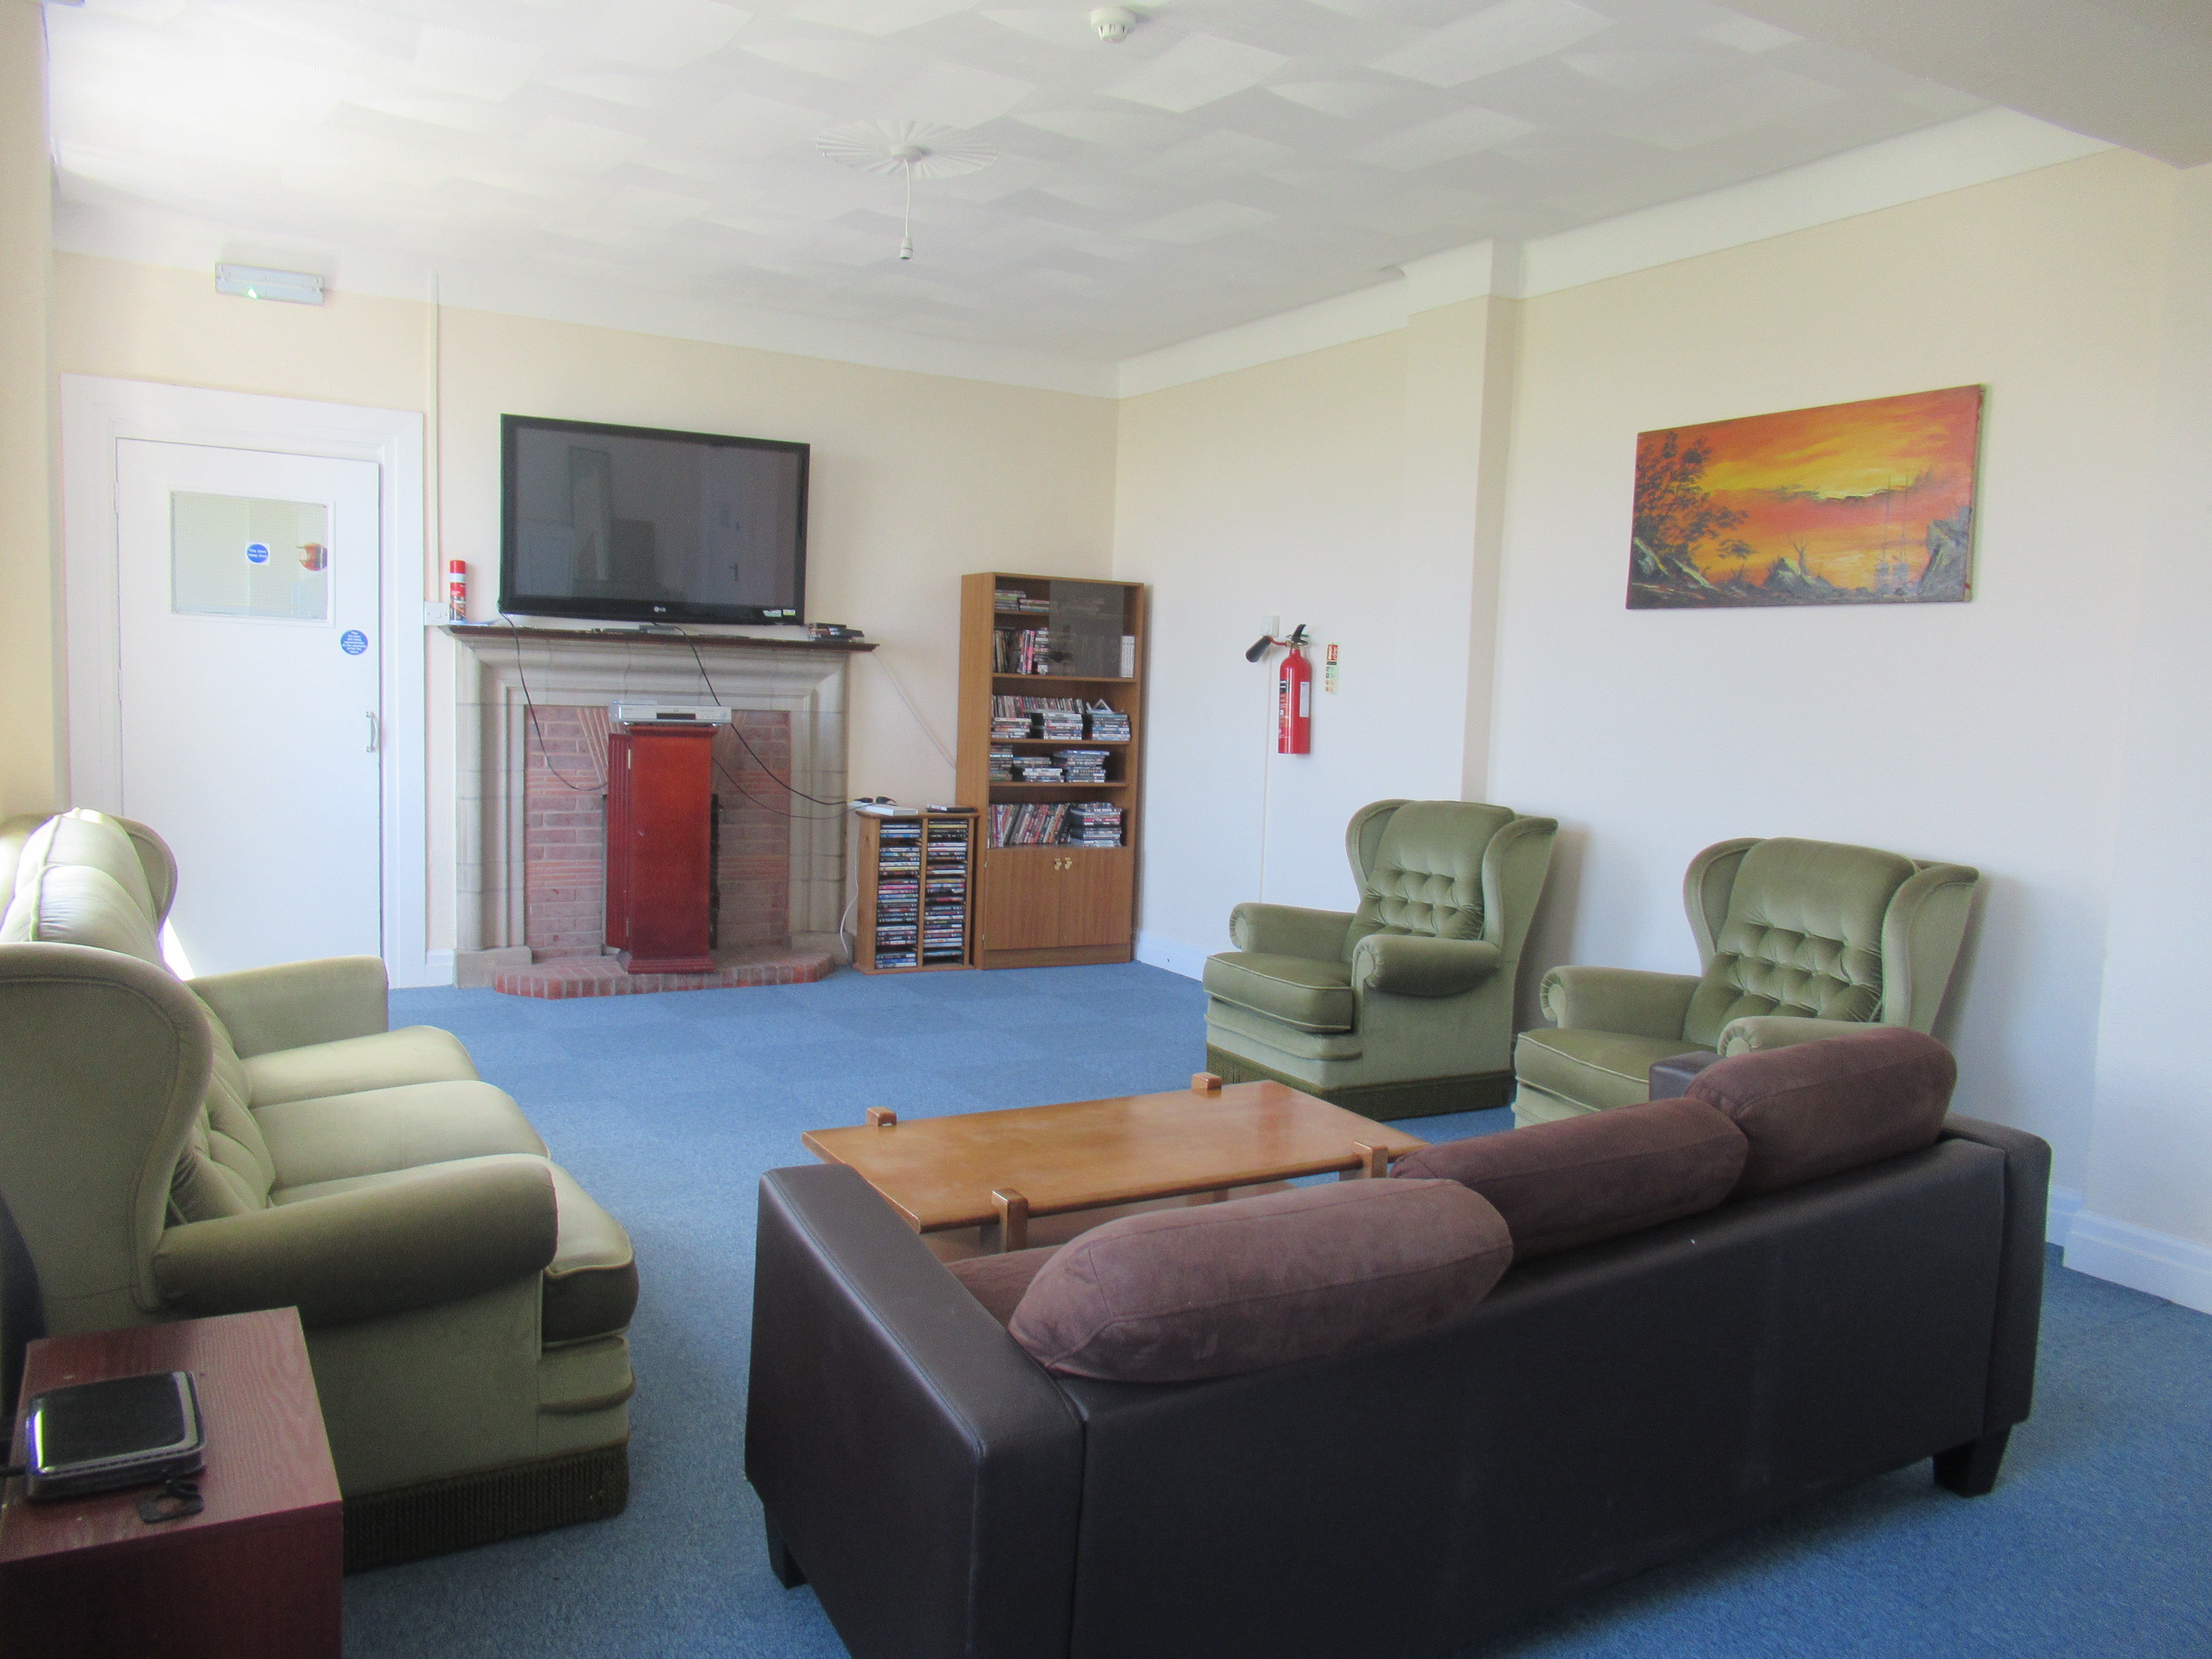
xmin=979 ymin=847 xmax=1061 ymax=954
xmin=1057 ymin=852 xmax=1133 ymax=949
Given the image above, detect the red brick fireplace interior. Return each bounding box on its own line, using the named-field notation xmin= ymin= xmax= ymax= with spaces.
xmin=522 ymin=706 xmax=794 ymax=959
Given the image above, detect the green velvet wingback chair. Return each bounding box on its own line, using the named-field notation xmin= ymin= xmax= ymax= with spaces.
xmin=1203 ymin=800 xmax=1558 ymax=1119
xmin=1513 ymin=836 xmax=1979 ymax=1126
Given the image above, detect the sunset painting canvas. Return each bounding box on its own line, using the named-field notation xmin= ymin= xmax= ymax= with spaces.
xmin=1627 ymin=385 xmax=1984 ymax=609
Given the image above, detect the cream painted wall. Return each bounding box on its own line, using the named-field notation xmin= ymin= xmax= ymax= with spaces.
xmin=1487 ymin=147 xmax=2173 ymax=1192
xmin=2078 ymin=162 xmax=2212 ymax=1291
xmin=1114 ymin=302 xmax=1520 ymax=972
xmin=0 ymin=4 xmax=56 ymax=819
xmin=50 ymin=252 xmax=1117 ymax=951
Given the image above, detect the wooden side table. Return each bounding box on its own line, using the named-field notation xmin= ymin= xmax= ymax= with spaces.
xmin=0 ymin=1308 xmax=341 ymax=1659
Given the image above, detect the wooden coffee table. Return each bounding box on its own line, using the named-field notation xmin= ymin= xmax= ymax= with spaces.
xmin=803 ymin=1076 xmax=1428 ymax=1252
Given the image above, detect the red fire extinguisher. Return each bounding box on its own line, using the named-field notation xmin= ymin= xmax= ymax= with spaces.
xmin=1270 ymin=626 xmax=1313 ymax=754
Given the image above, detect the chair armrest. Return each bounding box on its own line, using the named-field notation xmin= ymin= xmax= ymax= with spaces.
xmin=1228 ymin=903 xmax=1354 ymax=961
xmin=746 ymin=1164 xmax=1084 ymax=1659
xmin=1539 ymin=966 xmax=1700 ymax=1038
xmin=152 ymin=1154 xmax=556 ymax=1327
xmin=1714 ymin=1015 xmax=1870 ymax=1057
xmin=187 ymin=956 xmax=389 ymax=1057
xmin=1352 ymin=936 xmax=1502 ymax=998
xmin=1938 ymin=1115 xmax=2051 ymax=1434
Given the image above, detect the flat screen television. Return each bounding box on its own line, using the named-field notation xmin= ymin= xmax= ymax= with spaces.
xmin=499 ymin=415 xmax=809 ymax=626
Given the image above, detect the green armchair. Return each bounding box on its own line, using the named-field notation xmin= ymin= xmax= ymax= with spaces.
xmin=1513 ymin=836 xmax=1979 ymax=1126
xmin=0 ymin=809 xmax=636 ymax=1569
xmin=1203 ymin=800 xmax=1558 ymax=1118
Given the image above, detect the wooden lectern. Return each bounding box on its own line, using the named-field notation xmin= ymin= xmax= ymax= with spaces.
xmin=605 ymin=721 xmax=716 ymax=973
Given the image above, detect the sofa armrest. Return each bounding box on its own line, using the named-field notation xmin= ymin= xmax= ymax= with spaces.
xmin=746 ymin=1164 xmax=1084 ymax=1659
xmin=1228 ymin=902 xmax=1354 ymax=961
xmin=152 ymin=1154 xmax=556 ymax=1327
xmin=1938 ymin=1115 xmax=2051 ymax=1435
xmin=188 ymin=956 xmax=389 ymax=1057
xmin=1352 ymin=935 xmax=1502 ymax=998
xmin=1539 ymin=966 xmax=1700 ymax=1037
xmin=1714 ymin=1015 xmax=1870 ymax=1057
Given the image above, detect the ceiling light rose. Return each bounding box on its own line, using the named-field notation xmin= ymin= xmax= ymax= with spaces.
xmin=1090 ymin=6 xmax=1136 ymax=42
xmin=818 ymin=120 xmax=997 ymax=263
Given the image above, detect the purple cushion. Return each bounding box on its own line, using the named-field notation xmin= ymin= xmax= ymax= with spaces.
xmin=1686 ymin=1027 xmax=1956 ymax=1196
xmin=948 ymin=1246 xmax=1059 ymax=1327
xmin=1390 ymin=1098 xmax=1748 ymax=1258
xmin=1006 ymin=1179 xmax=1511 ymax=1383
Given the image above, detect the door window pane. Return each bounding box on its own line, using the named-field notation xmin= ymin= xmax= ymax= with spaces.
xmin=171 ymin=492 xmax=330 ymax=621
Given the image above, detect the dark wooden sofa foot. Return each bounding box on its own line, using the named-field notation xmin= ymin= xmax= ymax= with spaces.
xmin=1933 ymin=1428 xmax=2011 ymax=1496
xmin=764 ymin=1511 xmax=807 ymax=1588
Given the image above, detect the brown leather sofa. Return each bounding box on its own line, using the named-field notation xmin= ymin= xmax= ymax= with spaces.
xmin=745 ymin=1066 xmax=2048 ymax=1659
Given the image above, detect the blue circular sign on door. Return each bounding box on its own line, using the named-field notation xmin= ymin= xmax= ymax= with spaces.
xmin=341 ymin=629 xmax=368 ymax=655
xmin=245 ymin=542 xmax=269 ymax=564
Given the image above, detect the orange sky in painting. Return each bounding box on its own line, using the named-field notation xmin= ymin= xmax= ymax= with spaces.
xmin=1654 ymin=385 xmax=1982 ymax=590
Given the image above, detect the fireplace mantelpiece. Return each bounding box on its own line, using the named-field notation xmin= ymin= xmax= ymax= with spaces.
xmin=447 ymin=626 xmax=872 ymax=986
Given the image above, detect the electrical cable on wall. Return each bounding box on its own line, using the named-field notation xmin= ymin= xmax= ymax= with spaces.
xmin=501 ymin=616 xmax=605 ymax=794
xmin=676 ymin=629 xmax=850 ymax=819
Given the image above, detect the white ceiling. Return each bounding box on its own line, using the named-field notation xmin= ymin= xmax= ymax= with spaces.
xmin=1712 ymin=0 xmax=2212 ymax=168
xmin=45 ymin=0 xmax=1995 ymax=359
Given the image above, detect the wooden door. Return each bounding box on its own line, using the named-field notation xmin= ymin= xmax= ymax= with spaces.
xmin=611 ymin=725 xmax=716 ymax=971
xmin=979 ymin=846 xmax=1062 ymax=954
xmin=1057 ymin=850 xmax=1134 ymax=949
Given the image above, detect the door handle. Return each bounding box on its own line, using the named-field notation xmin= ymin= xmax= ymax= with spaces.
xmin=366 ymin=711 xmax=380 ymax=753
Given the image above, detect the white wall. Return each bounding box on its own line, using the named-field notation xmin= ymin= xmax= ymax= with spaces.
xmin=0 ymin=3 xmax=57 ymax=819
xmin=1488 ymin=148 xmax=2172 ymax=1193
xmin=2076 ymin=161 xmax=2212 ymax=1302
xmin=51 ymin=253 xmax=1118 ymax=953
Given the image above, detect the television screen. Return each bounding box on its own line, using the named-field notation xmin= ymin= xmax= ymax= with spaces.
xmin=499 ymin=415 xmax=808 ymax=626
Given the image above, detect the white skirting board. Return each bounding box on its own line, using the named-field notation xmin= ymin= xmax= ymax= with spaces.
xmin=2064 ymin=1205 xmax=2212 ymax=1316
xmin=2046 ymin=1185 xmax=2082 ymax=1249
xmin=1135 ymin=931 xmax=1210 ymax=981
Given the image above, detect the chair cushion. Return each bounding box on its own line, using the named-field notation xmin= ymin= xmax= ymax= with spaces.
xmin=1347 ymin=800 xmax=1513 ymax=945
xmin=171 ymin=1001 xmax=279 ymax=1220
xmin=1682 ymin=838 xmax=1915 ymax=1048
xmin=0 ymin=863 xmax=163 ymax=965
xmin=245 ymin=1026 xmax=480 ymax=1108
xmin=1686 ymin=1027 xmax=1956 ymax=1196
xmin=256 ymin=1080 xmax=547 ymax=1190
xmin=948 ymin=1246 xmax=1061 ymax=1326
xmin=1513 ymin=1028 xmax=1703 ymax=1114
xmin=272 ymin=1157 xmax=636 ymax=1344
xmin=542 ymin=1164 xmax=640 ymax=1343
xmin=11 ymin=810 xmax=157 ymax=922
xmin=1007 ymin=1179 xmax=1511 ymax=1382
xmin=1202 ymin=952 xmax=1355 ymax=1033
xmin=1390 ymin=1099 xmax=1748 ymax=1258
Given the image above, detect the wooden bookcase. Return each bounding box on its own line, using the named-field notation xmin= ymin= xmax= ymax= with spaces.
xmin=851 ymin=811 xmax=976 ymax=973
xmin=956 ymin=572 xmax=1145 ymax=969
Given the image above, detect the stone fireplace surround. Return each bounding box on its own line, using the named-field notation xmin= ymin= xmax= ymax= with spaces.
xmin=447 ymin=627 xmax=864 ymax=987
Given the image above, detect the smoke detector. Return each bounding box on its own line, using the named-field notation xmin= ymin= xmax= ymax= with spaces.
xmin=1090 ymin=6 xmax=1136 ymax=42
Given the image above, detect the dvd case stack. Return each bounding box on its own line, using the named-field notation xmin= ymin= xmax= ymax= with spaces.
xmin=988 ymin=803 xmax=1069 ymax=847
xmin=1055 ymin=748 xmax=1110 ymax=783
xmin=922 ymin=820 xmax=970 ymax=963
xmin=872 ymin=819 xmax=923 ymax=968
xmin=993 ymin=628 xmax=1064 ymax=673
xmin=1014 ymin=762 xmax=1065 ymax=782
xmin=988 ymin=746 xmax=1016 ymax=781
xmin=994 ymin=588 xmax=1050 ymax=615
xmin=1086 ymin=701 xmax=1131 ymax=741
xmin=1067 ymin=802 xmax=1123 ymax=847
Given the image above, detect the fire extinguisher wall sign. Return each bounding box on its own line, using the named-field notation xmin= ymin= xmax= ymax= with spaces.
xmin=1278 ymin=634 xmax=1312 ymax=754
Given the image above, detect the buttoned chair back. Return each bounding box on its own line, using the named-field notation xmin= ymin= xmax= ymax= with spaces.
xmin=1345 ymin=800 xmax=1517 ymax=949
xmin=1511 ymin=834 xmax=1978 ymax=1127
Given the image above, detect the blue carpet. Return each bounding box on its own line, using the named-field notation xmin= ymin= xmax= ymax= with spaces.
xmin=344 ymin=965 xmax=2211 ymax=1657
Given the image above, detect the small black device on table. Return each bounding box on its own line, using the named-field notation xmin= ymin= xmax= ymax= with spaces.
xmin=24 ymin=1371 xmax=204 ymax=1500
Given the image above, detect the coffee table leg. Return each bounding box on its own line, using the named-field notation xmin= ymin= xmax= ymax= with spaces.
xmin=992 ymin=1189 xmax=1030 ymax=1252
xmin=1340 ymin=1142 xmax=1391 ymax=1181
